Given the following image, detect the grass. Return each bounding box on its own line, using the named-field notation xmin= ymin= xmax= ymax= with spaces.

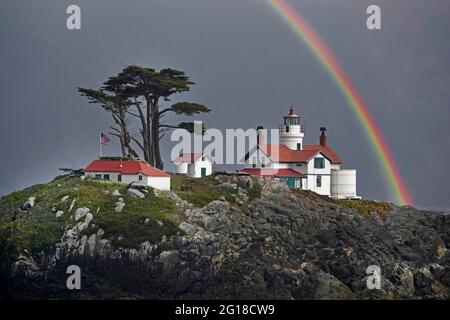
xmin=336 ymin=199 xmax=393 ymax=216
xmin=171 ymin=175 xmax=237 ymax=207
xmin=237 ymin=179 xmax=262 ymax=201
xmin=295 ymin=190 xmax=393 ymax=217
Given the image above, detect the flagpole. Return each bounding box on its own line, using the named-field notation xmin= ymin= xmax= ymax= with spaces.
xmin=99 ymin=132 xmax=102 ymax=159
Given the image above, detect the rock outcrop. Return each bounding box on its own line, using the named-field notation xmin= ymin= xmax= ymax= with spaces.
xmin=1 ymin=177 xmax=449 ymax=299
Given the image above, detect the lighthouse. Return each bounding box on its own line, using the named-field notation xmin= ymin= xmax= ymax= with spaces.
xmin=279 ymin=105 xmax=304 ymax=150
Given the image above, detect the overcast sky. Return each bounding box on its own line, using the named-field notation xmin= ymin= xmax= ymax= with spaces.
xmin=1 ymin=0 xmax=449 ymax=209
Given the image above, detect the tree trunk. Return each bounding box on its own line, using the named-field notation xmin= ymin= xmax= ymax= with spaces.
xmin=145 ymin=96 xmax=154 ymax=165
xmin=152 ymin=97 xmax=164 ymax=169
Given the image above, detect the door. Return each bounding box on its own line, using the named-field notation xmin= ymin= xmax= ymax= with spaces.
xmin=282 ymin=177 xmax=295 ymax=188
xmin=201 ymin=167 xmax=207 ymax=177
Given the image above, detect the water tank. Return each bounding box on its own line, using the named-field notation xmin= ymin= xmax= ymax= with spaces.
xmin=331 ymin=169 xmax=357 ymax=199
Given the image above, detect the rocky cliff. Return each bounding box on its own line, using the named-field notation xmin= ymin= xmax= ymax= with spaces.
xmin=0 ymin=174 xmax=449 ymax=299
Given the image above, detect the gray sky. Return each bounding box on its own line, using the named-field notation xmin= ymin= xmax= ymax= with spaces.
xmin=1 ymin=0 xmax=449 ymax=208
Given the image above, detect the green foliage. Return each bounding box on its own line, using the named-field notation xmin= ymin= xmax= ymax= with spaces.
xmin=170 ymin=102 xmax=210 ymax=115
xmin=337 ymin=199 xmax=393 ymax=216
xmin=247 ymin=183 xmax=262 ymax=201
xmin=237 ymin=179 xmax=262 ymax=201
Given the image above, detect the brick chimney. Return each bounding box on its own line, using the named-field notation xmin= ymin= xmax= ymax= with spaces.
xmin=319 ymin=127 xmax=327 ymax=147
xmin=256 ymin=126 xmax=264 ymax=147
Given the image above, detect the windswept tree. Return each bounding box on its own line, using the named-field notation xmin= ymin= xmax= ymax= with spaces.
xmin=77 ymin=88 xmax=139 ymax=159
xmin=103 ymin=65 xmax=210 ymax=169
xmin=78 ymin=65 xmax=210 ymax=169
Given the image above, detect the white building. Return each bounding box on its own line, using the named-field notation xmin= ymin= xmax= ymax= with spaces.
xmin=84 ymin=159 xmax=171 ymax=190
xmin=173 ymin=153 xmax=213 ymax=178
xmin=241 ymin=106 xmax=358 ymax=199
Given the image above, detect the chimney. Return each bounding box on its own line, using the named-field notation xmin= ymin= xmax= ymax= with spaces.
xmin=319 ymin=126 xmax=327 ymax=147
xmin=256 ymin=126 xmax=264 ymax=147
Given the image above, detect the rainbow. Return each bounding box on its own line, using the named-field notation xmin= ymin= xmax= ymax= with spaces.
xmin=267 ymin=0 xmax=412 ymax=205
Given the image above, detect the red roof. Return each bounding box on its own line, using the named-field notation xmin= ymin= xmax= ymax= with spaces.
xmin=258 ymin=143 xmax=342 ymax=164
xmin=303 ymin=144 xmax=342 ymax=164
xmin=240 ymin=168 xmax=305 ymax=177
xmin=85 ymin=160 xmax=170 ymax=177
xmin=173 ymin=153 xmax=205 ymax=164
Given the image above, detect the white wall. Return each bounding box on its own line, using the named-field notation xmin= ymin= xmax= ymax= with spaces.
xmin=305 ymin=154 xmax=331 ymax=196
xmin=85 ymin=172 xmax=171 ymax=191
xmin=147 ymin=176 xmax=171 ymax=191
xmin=331 ymin=164 xmax=341 ymax=170
xmin=175 ymin=163 xmax=188 ymax=174
xmin=187 ymin=158 xmax=212 ymax=178
xmin=85 ymin=171 xmax=141 ymax=184
xmin=331 ymin=169 xmax=357 ymax=199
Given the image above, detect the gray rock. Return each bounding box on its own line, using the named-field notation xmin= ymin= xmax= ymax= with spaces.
xmin=55 ymin=210 xmax=64 ymax=218
xmin=21 ymin=197 xmax=36 ymax=210
xmin=115 ymin=200 xmax=126 ymax=212
xmin=129 ymin=181 xmax=148 ymax=191
xmin=68 ymin=199 xmax=76 ymax=213
xmin=74 ymin=207 xmax=89 ymax=221
xmin=111 ymin=189 xmax=121 ymax=196
xmin=239 ymin=175 xmax=254 ymax=188
xmin=127 ymin=188 xmax=145 ymax=199
xmin=217 ymin=182 xmax=238 ymax=191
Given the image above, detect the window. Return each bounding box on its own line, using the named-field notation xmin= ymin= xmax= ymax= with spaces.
xmin=138 ymin=175 xmax=143 ymax=181
xmin=117 ymin=174 xmax=122 ymax=182
xmin=297 ymin=143 xmax=301 ymax=150
xmin=201 ymin=156 xmax=205 ymax=161
xmin=316 ymin=175 xmax=322 ymax=188
xmin=296 ymin=163 xmax=302 ymax=167
xmin=262 ymin=163 xmax=266 ymax=168
xmin=103 ymin=174 xmax=110 ymax=180
xmin=314 ymin=158 xmax=325 ymax=169
xmin=285 ymin=126 xmax=289 ymax=132
xmin=285 ymin=118 xmax=299 ymax=125
xmin=252 ymin=163 xmax=256 ymax=168
xmin=95 ymin=174 xmax=101 ymax=179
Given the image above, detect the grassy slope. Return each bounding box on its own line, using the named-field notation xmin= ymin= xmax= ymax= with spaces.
xmin=0 ymin=175 xmax=181 ymax=256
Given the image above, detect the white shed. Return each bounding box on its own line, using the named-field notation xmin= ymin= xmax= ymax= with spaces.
xmin=173 ymin=153 xmax=213 ymax=178
xmin=84 ymin=159 xmax=171 ymax=190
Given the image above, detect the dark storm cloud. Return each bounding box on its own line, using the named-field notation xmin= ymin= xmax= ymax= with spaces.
xmin=0 ymin=0 xmax=449 ymax=208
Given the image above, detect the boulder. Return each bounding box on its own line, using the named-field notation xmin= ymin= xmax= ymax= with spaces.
xmin=127 ymin=188 xmax=145 ymax=199
xmin=74 ymin=207 xmax=89 ymax=221
xmin=111 ymin=189 xmax=121 ymax=196
xmin=217 ymin=182 xmax=238 ymax=191
xmin=21 ymin=197 xmax=36 ymax=210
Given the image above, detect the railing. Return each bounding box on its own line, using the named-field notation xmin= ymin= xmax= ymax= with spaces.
xmin=279 ymin=125 xmax=305 ymax=133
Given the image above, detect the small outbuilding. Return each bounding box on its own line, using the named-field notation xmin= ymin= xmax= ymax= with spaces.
xmin=173 ymin=153 xmax=212 ymax=178
xmin=84 ymin=159 xmax=171 ymax=190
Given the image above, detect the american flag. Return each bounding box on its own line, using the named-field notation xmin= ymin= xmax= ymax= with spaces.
xmin=100 ymin=132 xmax=110 ymax=145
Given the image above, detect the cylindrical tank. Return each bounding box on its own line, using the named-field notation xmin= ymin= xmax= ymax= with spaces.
xmin=331 ymin=169 xmax=357 ymax=199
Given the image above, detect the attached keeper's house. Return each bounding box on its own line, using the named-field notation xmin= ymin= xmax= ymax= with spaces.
xmin=241 ymin=106 xmax=359 ymax=199
xmin=84 ymin=159 xmax=171 ymax=190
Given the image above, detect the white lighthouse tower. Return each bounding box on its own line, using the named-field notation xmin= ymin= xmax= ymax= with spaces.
xmin=279 ymin=105 xmax=304 ymax=150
